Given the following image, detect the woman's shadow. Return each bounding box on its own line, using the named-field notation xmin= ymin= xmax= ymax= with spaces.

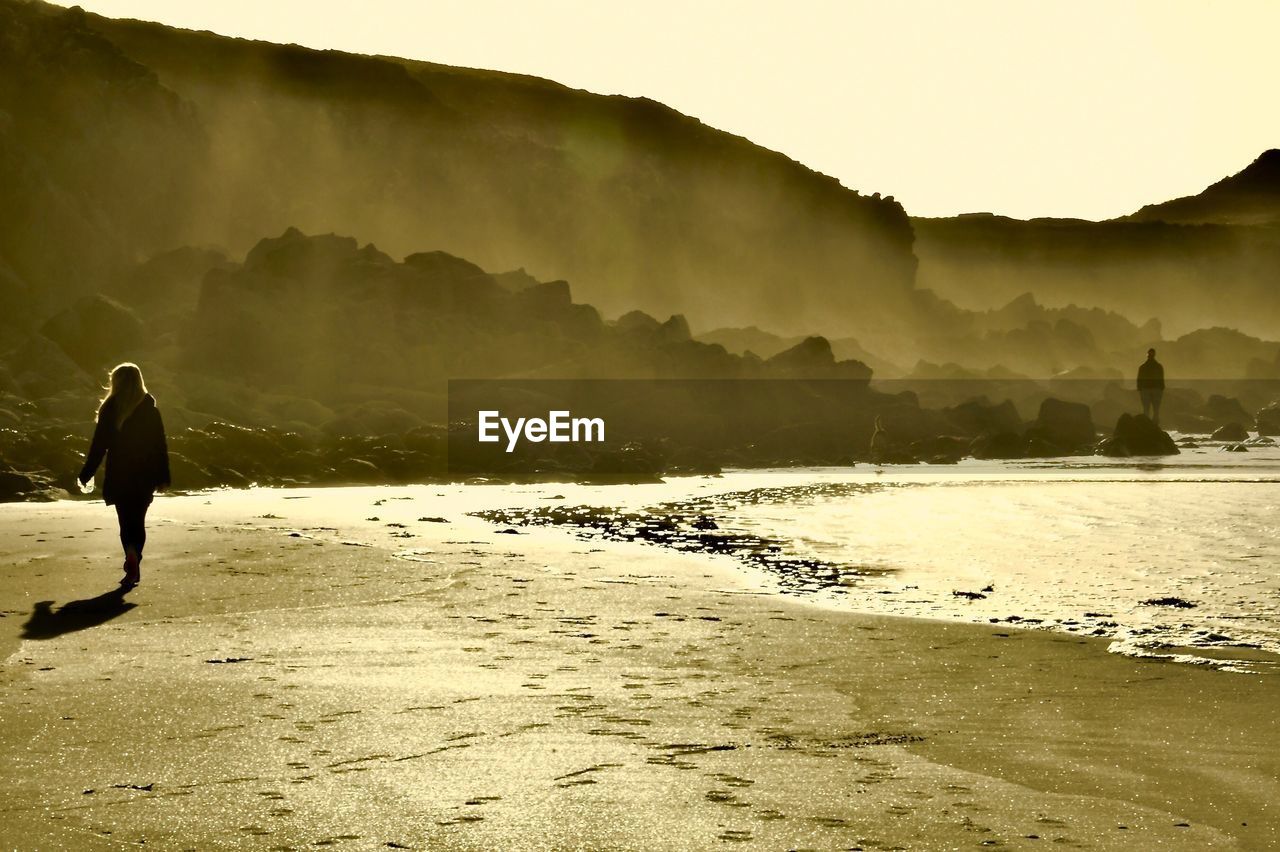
xmin=21 ymin=586 xmax=137 ymax=640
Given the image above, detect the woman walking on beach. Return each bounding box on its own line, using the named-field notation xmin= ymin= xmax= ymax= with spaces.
xmin=78 ymin=363 xmax=171 ymax=587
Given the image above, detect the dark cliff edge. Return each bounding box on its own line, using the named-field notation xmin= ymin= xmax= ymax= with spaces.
xmin=0 ymin=0 xmax=916 ymax=343
xmin=912 ymin=151 xmax=1280 ymax=338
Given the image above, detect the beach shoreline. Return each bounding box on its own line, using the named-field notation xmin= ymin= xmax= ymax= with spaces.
xmin=1 ymin=486 xmax=1277 ymax=849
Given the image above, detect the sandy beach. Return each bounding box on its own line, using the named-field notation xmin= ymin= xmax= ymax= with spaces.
xmin=1 ymin=485 xmax=1278 ymax=850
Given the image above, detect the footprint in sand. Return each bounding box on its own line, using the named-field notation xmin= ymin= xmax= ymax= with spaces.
xmin=709 ymin=773 xmax=754 ymax=789
xmin=553 ymin=763 xmax=621 ymax=788
xmin=717 ymin=829 xmax=753 ymax=842
xmin=437 ymin=814 xmax=485 ymax=826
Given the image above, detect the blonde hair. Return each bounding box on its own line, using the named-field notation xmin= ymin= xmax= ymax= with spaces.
xmin=98 ymin=363 xmax=147 ymax=427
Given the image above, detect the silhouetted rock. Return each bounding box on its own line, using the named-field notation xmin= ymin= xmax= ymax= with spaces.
xmin=1101 ymin=414 xmax=1179 ymax=457
xmin=1169 ymin=413 xmax=1216 ymax=435
xmin=0 ymin=468 xmax=38 ymax=500
xmin=1027 ymin=398 xmax=1095 ymax=450
xmin=6 ymin=0 xmax=917 ymax=342
xmin=402 ymin=250 xmax=489 ymax=282
xmin=970 ymin=431 xmax=1026 ymax=459
xmin=766 ymin=337 xmax=834 ymax=373
xmin=614 ymin=311 xmax=662 ymax=335
xmin=941 ymin=397 xmax=1021 ymax=436
xmin=1211 ymin=422 xmax=1249 ymax=442
xmin=1024 ymin=435 xmax=1063 ymax=458
xmin=1257 ymin=403 xmax=1280 ymax=436
xmin=761 ymin=336 xmax=872 ymax=381
xmin=909 ymin=435 xmax=967 ymax=464
xmin=658 ymin=314 xmax=692 ymax=343
xmin=1127 ymin=149 xmax=1280 ymax=226
xmin=1204 ymin=394 xmax=1251 ymax=427
xmin=915 ymin=153 xmax=1280 ymax=342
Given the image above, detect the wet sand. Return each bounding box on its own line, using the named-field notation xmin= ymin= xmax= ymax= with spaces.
xmin=1 ymin=490 xmax=1277 ymax=850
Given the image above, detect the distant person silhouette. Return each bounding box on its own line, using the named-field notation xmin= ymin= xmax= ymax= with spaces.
xmin=78 ymin=363 xmax=170 ymax=587
xmin=1137 ymin=348 xmax=1165 ymax=426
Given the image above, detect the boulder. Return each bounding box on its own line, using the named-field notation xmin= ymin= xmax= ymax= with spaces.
xmin=1024 ymin=436 xmax=1063 ymax=458
xmin=942 ymin=397 xmax=1021 ymax=436
xmin=1102 ymin=414 xmax=1179 ymax=457
xmin=909 ymin=435 xmax=968 ymax=464
xmin=1169 ymin=413 xmax=1216 ymax=434
xmin=1028 ymin=397 xmax=1094 ymax=450
xmin=1204 ymin=395 xmax=1251 ymax=426
xmin=0 ymin=468 xmax=37 ymax=501
xmin=970 ymin=431 xmax=1027 ymax=459
xmin=1256 ymin=403 xmax=1280 ymax=437
xmin=1211 ymin=422 xmax=1249 ymax=442
xmin=1095 ymin=436 xmax=1128 ymax=457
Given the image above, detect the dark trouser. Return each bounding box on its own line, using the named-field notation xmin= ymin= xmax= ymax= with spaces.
xmin=1140 ymin=389 xmax=1163 ymax=424
xmin=114 ymin=499 xmax=152 ymax=556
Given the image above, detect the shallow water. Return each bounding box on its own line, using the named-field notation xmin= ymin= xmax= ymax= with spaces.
xmin=711 ymin=441 xmax=1280 ymax=671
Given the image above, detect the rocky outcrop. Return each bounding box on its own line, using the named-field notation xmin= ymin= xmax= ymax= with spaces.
xmin=970 ymin=431 xmax=1029 ymax=460
xmin=914 ymin=154 xmax=1280 ymax=341
xmin=764 ymin=337 xmax=872 ymax=381
xmin=1098 ymin=414 xmax=1179 ymax=457
xmin=940 ymin=397 xmax=1021 ymax=436
xmin=1026 ymin=397 xmax=1095 ymax=451
xmin=1204 ymin=394 xmax=1252 ymax=427
xmin=4 ymin=0 xmax=917 ymax=344
xmin=1257 ymin=403 xmax=1280 ymax=436
xmin=1211 ymin=422 xmax=1249 ymax=442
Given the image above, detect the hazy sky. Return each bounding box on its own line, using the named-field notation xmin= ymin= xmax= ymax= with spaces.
xmin=54 ymin=0 xmax=1280 ymax=219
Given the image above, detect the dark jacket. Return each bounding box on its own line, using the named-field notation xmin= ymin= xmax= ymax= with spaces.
xmin=80 ymin=394 xmax=171 ymax=505
xmin=1137 ymin=359 xmax=1165 ymax=391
